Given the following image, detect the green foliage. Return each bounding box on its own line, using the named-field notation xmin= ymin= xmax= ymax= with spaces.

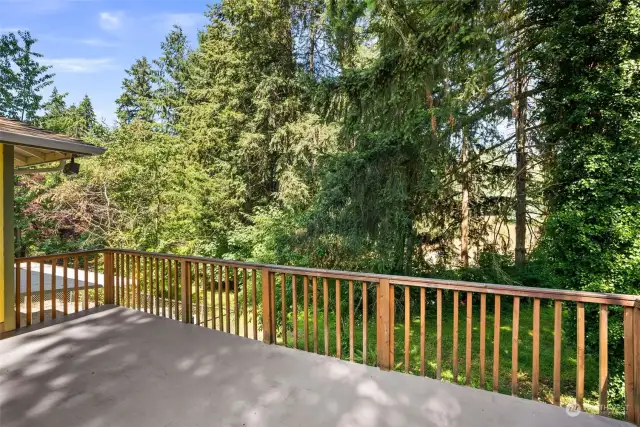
xmin=0 ymin=30 xmax=53 ymax=122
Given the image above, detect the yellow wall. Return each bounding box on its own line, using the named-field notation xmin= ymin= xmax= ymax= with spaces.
xmin=0 ymin=143 xmax=14 ymax=332
xmin=0 ymin=144 xmax=5 ymax=327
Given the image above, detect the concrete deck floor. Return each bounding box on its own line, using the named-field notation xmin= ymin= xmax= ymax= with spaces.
xmin=0 ymin=306 xmax=630 ymax=427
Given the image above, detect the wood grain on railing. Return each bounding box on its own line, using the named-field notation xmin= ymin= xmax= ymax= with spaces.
xmin=405 ymin=286 xmax=410 ymax=373
xmin=532 ymin=298 xmax=540 ymax=400
xmin=465 ymin=292 xmax=472 ymax=386
xmin=577 ymin=302 xmax=585 ymax=410
xmin=493 ymin=295 xmax=501 ymax=392
xmin=292 ymin=274 xmax=297 ymax=347
xmin=349 ymin=280 xmax=354 ymax=362
xmin=324 ymin=278 xmax=329 ymax=355
xmin=512 ymin=296 xmax=520 ymax=396
xmin=479 ymin=293 xmax=486 ymax=389
xmin=252 ymin=270 xmax=257 ymax=339
xmin=74 ymin=255 xmax=79 ymax=313
xmin=453 ymin=290 xmax=459 ymax=383
xmin=436 ymin=288 xmax=442 ymax=380
xmin=313 ymin=276 xmax=318 ymax=353
xmin=39 ymin=260 xmax=44 ymax=322
xmin=336 ymin=279 xmax=341 ymax=359
xmin=420 ymin=287 xmax=425 ymax=376
xmin=243 ymin=268 xmax=248 ymax=338
xmin=304 ymin=275 xmax=309 ymax=351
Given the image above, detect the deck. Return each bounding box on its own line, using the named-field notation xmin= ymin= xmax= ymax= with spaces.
xmin=0 ymin=306 xmax=628 ymax=427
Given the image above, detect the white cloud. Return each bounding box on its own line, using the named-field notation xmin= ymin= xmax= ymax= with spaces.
xmin=99 ymin=11 xmax=124 ymax=31
xmin=41 ymin=58 xmax=115 ymax=73
xmin=153 ymin=13 xmax=207 ymax=32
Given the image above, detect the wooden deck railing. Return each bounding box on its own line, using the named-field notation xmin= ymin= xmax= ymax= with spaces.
xmin=12 ymin=249 xmax=640 ymax=424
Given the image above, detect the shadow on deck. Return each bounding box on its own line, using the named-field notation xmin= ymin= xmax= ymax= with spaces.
xmin=0 ymin=306 xmax=629 ymax=427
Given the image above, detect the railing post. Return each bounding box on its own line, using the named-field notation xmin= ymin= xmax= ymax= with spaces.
xmin=262 ymin=268 xmax=273 ymax=344
xmin=377 ymin=279 xmax=391 ymax=371
xmin=104 ymin=251 xmax=114 ymax=304
xmin=181 ymin=259 xmax=191 ymax=323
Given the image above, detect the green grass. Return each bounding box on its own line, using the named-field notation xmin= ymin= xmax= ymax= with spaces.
xmin=275 ymin=298 xmax=619 ymax=418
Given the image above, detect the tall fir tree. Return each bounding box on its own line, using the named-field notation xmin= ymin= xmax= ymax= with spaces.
xmin=116 ymin=56 xmax=155 ymax=123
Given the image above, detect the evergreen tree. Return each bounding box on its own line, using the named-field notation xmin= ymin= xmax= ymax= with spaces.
xmin=116 ymin=56 xmax=155 ymax=123
xmin=153 ymin=25 xmax=189 ymax=130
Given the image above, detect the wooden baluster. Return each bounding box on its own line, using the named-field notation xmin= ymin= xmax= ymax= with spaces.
xmin=243 ymin=268 xmax=248 ymax=337
xmin=313 ymin=276 xmax=318 ymax=353
xmin=209 ymin=264 xmax=215 ymax=329
xmin=532 ymin=298 xmax=540 ymax=400
xmin=235 ymin=268 xmax=240 ymax=335
xmin=363 ymin=282 xmax=368 ymax=365
xmin=74 ymin=255 xmax=79 ymax=313
xmin=202 ymin=264 xmax=208 ymax=327
xmin=282 ymin=273 xmax=287 ymax=345
xmin=94 ymin=255 xmax=99 ymax=308
xmin=39 ymin=261 xmax=44 ymax=322
xmin=117 ymin=254 xmax=122 ymax=305
xmin=389 ymin=284 xmax=395 ymax=369
xmin=26 ymin=261 xmax=31 ymax=326
xmin=436 ymin=288 xmax=442 ymax=379
xmin=376 ymin=279 xmax=391 ymax=371
xmin=292 ymin=275 xmax=297 ymax=348
xmin=252 ymin=270 xmax=257 ymax=339
xmin=84 ymin=256 xmax=89 ymax=311
xmin=600 ymin=304 xmax=608 ymax=416
xmin=15 ymin=262 xmax=21 ymax=328
xmin=466 ymin=292 xmax=472 ymax=385
xmin=260 ymin=269 xmax=272 ymax=343
xmin=270 ymin=272 xmax=276 ymax=336
xmin=453 ymin=290 xmax=459 ymax=383
xmin=349 ymin=280 xmax=354 ymax=362
xmin=137 ymin=256 xmax=141 ymax=311
xmin=405 ymin=286 xmax=410 ymax=373
xmin=51 ymin=259 xmax=57 ymax=319
xmin=62 ymin=257 xmax=68 ymax=316
xmin=480 ymin=293 xmax=486 ymax=389
xmin=336 ymin=279 xmax=341 ymax=359
xmin=324 ymin=278 xmax=329 ymax=355
xmin=143 ymin=257 xmax=148 ymax=313
xmin=493 ymin=295 xmax=501 ymax=392
xmin=126 ymin=255 xmax=131 ymax=309
xmin=225 ymin=266 xmax=230 ymax=333
xmin=180 ymin=260 xmax=190 ymax=323
xmin=195 ymin=263 xmax=200 ymax=325
xmin=161 ymin=259 xmax=166 ymax=317
xmin=304 ymin=276 xmax=309 ymax=351
xmin=155 ymin=258 xmax=160 ymax=316
xmin=577 ymin=302 xmax=585 ymax=410
xmin=218 ymin=265 xmax=223 ymax=331
xmin=420 ymin=287 xmax=425 ymax=376
xmin=168 ymin=260 xmax=173 ymax=319
xmin=624 ymin=307 xmax=634 ymax=422
xmin=174 ymin=259 xmax=179 ymax=320
xmin=634 ymin=307 xmax=640 ymax=424
xmin=512 ymin=296 xmax=520 ymax=396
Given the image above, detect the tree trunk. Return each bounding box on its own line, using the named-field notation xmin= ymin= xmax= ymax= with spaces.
xmin=460 ymin=129 xmax=470 ymax=268
xmin=514 ymin=53 xmax=527 ymax=267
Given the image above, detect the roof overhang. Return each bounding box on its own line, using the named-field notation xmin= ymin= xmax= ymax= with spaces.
xmin=0 ymin=117 xmax=106 ymax=167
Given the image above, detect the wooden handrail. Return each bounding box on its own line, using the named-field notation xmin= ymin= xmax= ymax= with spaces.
xmin=14 ymin=248 xmax=640 ymax=307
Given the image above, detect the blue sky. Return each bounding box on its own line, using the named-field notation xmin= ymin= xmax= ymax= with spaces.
xmin=0 ymin=0 xmax=211 ymax=125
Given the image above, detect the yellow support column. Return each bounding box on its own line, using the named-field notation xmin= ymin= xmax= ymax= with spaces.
xmin=0 ymin=143 xmax=15 ymax=333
